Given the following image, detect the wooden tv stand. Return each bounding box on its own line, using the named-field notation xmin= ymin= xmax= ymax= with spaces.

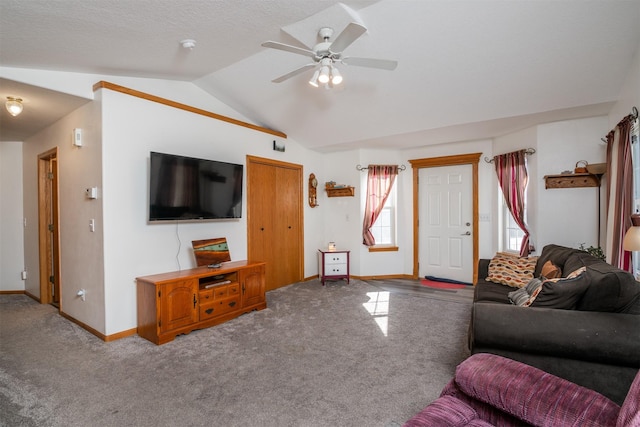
xmin=136 ymin=260 xmax=266 ymax=345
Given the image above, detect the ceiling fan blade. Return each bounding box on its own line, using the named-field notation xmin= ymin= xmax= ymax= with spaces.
xmin=261 ymin=41 xmax=316 ymax=59
xmin=271 ymin=63 xmax=318 ymax=83
xmin=342 ymin=57 xmax=398 ymax=71
xmin=329 ymin=22 xmax=367 ymax=54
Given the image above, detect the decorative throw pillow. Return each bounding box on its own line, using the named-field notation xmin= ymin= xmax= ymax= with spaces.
xmin=540 ymin=260 xmax=561 ymax=279
xmin=524 ymin=285 xmax=544 ymax=306
xmin=508 ymin=287 xmax=529 ymax=306
xmin=509 ymin=277 xmax=544 ymax=306
xmin=486 ymin=252 xmax=538 ymax=288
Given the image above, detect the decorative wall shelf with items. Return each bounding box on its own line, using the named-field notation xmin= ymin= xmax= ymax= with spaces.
xmin=544 ymin=173 xmax=601 ymax=189
xmin=325 ymin=181 xmax=355 ymax=197
xmin=544 ymin=161 xmax=605 ymax=189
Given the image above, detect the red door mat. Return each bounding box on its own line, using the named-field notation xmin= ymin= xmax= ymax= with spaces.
xmin=421 ymin=276 xmax=470 ymax=289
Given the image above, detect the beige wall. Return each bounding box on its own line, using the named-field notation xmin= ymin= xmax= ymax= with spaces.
xmin=0 ymin=141 xmax=25 ymax=292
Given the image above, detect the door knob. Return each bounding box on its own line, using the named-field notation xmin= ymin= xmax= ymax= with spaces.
xmin=461 ymin=231 xmax=471 ymax=236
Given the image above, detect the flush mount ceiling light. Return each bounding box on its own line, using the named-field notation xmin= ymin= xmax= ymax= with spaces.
xmin=6 ymin=97 xmax=23 ymax=116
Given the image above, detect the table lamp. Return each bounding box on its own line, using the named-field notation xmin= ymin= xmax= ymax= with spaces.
xmin=623 ymin=214 xmax=640 ymax=279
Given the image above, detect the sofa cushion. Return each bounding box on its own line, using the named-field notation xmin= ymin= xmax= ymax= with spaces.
xmin=530 ymin=267 xmax=589 ymax=309
xmin=486 ymin=252 xmax=538 ymax=288
xmin=575 ymin=261 xmax=640 ymax=313
xmin=454 ymin=353 xmax=620 ymax=427
xmin=471 ymin=303 xmax=640 ymax=369
xmin=473 ymin=279 xmax=511 ymax=304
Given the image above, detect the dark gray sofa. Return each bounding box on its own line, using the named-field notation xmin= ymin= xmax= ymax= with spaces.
xmin=469 ymin=244 xmax=640 ymax=405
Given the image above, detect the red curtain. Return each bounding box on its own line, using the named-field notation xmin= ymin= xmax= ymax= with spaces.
xmin=606 ymin=115 xmax=634 ymax=270
xmin=362 ymin=165 xmax=398 ymax=246
xmin=494 ymin=150 xmax=531 ymax=257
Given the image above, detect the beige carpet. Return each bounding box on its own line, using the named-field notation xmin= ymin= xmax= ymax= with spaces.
xmin=0 ymin=278 xmax=473 ymax=427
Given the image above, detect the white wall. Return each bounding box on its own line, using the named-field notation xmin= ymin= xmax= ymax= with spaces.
xmin=99 ymin=84 xmax=324 ymax=335
xmin=0 ymin=141 xmax=25 ymax=292
xmin=318 ymin=141 xmax=497 ymax=280
xmin=355 ymin=150 xmax=409 ymax=277
xmin=318 ymin=149 xmax=409 ymax=277
xmin=608 ymin=44 xmax=640 ymax=130
xmin=493 ymin=116 xmax=609 ymax=254
xmin=14 ymin=70 xmax=324 ymax=335
xmin=22 ymin=98 xmax=105 ymax=330
xmin=535 ymin=117 xmax=609 ymax=250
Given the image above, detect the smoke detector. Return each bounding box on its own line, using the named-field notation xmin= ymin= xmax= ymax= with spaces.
xmin=180 ymin=39 xmax=196 ymax=50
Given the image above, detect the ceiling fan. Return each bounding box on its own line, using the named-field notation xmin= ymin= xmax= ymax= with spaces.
xmin=261 ymin=22 xmax=398 ymax=87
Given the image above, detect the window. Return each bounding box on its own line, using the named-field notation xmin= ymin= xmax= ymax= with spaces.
xmin=499 ymin=188 xmax=525 ymax=253
xmin=503 ymin=205 xmax=525 ymax=252
xmin=369 ymin=183 xmax=396 ymax=246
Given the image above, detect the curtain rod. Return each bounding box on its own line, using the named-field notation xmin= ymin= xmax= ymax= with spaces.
xmin=600 ymin=106 xmax=638 ymax=143
xmin=356 ymin=164 xmax=407 ymax=172
xmin=484 ymin=148 xmax=536 ymax=164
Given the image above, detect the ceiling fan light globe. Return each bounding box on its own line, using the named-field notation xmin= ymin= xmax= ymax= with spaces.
xmin=331 ymin=68 xmax=343 ymax=85
xmin=318 ymin=66 xmax=330 ymax=84
xmin=308 ymin=70 xmax=320 ymax=87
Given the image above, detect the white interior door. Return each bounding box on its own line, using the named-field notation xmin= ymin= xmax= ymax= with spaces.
xmin=418 ymin=164 xmax=473 ymax=283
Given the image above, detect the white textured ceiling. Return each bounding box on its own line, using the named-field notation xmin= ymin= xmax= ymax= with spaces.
xmin=1 ymin=0 xmax=639 ymax=150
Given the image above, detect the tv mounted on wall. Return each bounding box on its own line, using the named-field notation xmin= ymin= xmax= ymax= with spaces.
xmin=149 ymin=151 xmax=243 ymax=221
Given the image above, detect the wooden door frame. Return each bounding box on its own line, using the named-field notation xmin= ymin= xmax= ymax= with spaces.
xmin=409 ymin=153 xmax=481 ymax=284
xmin=38 ymin=147 xmax=61 ymax=305
xmin=246 ymin=155 xmax=304 ymax=286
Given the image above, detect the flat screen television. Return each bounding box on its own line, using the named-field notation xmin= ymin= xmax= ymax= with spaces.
xmin=149 ymin=151 xmax=243 ymax=221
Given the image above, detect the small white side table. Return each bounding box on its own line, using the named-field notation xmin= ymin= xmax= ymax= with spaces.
xmin=318 ymin=249 xmax=350 ymax=285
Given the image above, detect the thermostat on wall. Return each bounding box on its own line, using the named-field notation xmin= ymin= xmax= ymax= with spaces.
xmin=85 ymin=187 xmax=98 ymax=199
xmin=73 ymin=128 xmax=83 ymax=147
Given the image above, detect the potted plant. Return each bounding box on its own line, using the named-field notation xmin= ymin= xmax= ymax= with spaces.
xmin=579 ymin=243 xmax=606 ymax=261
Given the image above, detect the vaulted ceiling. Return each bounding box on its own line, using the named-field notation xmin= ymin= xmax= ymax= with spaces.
xmin=1 ymin=0 xmax=639 ymax=151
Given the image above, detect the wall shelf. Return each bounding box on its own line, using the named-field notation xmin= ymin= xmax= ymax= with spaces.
xmin=326 ymin=186 xmax=355 ymax=197
xmin=544 ymin=173 xmax=601 ymax=189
